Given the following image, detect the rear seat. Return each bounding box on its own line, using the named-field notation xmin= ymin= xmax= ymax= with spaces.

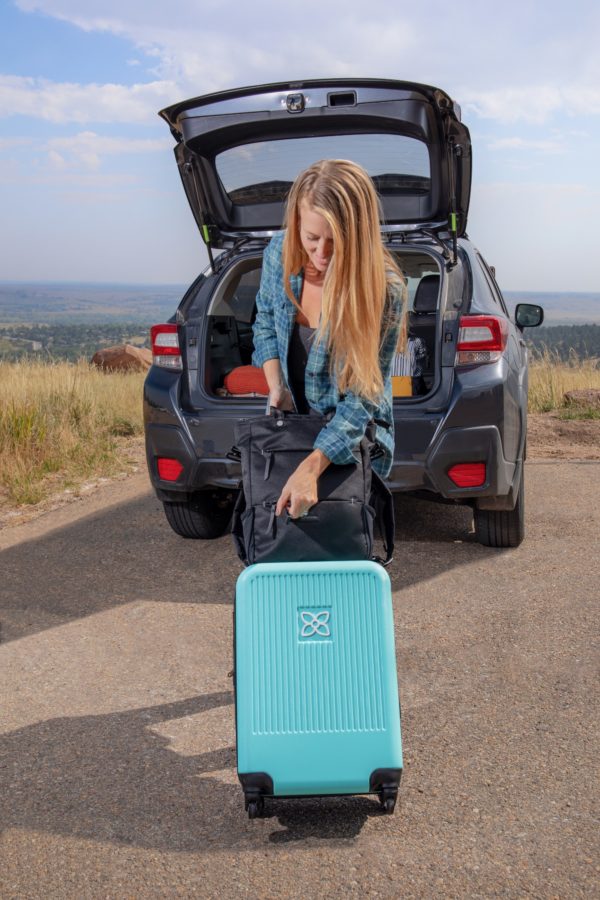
xmin=408 ymin=274 xmax=439 ymax=379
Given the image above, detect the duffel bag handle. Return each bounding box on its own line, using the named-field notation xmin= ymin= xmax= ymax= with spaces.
xmin=268 ymin=405 xmax=335 ymax=424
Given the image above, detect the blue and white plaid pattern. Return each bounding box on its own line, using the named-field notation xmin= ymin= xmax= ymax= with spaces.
xmin=252 ymin=232 xmax=405 ymax=477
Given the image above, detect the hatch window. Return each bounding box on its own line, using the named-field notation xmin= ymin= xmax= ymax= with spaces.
xmin=216 ymin=134 xmax=431 ymax=206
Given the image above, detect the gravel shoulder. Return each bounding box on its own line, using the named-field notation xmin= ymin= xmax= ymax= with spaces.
xmin=527 ymin=412 xmax=600 ymax=460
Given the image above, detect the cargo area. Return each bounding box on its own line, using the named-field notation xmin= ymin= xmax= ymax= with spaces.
xmin=201 ymin=249 xmax=442 ymax=402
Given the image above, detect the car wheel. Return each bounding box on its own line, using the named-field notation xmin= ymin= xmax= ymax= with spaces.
xmin=474 ymin=467 xmax=525 ymax=548
xmin=162 ymin=490 xmax=235 ymax=539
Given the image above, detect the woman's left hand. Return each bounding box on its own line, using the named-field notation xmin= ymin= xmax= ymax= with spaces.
xmin=275 ymin=449 xmax=330 ymax=518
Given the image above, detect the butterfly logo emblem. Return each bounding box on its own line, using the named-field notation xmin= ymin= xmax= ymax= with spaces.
xmin=300 ymin=610 xmax=331 ymax=638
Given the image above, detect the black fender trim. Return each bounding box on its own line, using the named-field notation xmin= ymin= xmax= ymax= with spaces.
xmin=475 ymin=458 xmax=523 ymax=511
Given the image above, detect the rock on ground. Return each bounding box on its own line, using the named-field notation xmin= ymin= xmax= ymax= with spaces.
xmin=91 ymin=344 xmax=151 ymax=372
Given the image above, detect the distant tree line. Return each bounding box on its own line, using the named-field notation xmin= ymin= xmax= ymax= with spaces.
xmin=1 ymin=320 xmax=599 ymax=365
xmin=0 ymin=323 xmax=151 ymax=363
xmin=526 ymin=323 xmax=600 ymax=362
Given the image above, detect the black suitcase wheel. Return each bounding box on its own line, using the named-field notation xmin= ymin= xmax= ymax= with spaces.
xmin=380 ymin=788 xmax=397 ymax=814
xmin=246 ymin=796 xmax=264 ymax=819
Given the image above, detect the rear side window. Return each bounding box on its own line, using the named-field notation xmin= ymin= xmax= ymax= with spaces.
xmin=210 ymin=266 xmax=261 ymax=322
xmin=392 ymin=251 xmax=440 ymax=311
xmin=477 ymin=254 xmax=509 ymax=315
xmin=216 ymin=134 xmax=431 ymax=206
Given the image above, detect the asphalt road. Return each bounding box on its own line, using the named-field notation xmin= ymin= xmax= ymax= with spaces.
xmin=1 ymin=461 xmax=598 ymax=898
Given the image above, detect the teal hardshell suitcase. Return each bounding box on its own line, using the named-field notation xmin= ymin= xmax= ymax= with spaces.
xmin=235 ymin=560 xmax=403 ymax=818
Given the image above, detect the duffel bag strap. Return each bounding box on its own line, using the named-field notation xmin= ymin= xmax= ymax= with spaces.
xmin=370 ymin=470 xmax=395 ymax=567
xmin=230 ymin=487 xmax=249 ymax=567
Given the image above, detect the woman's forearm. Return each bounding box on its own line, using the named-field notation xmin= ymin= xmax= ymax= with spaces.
xmin=298 ymin=448 xmax=331 ymax=477
xmin=262 ymin=358 xmax=286 ymax=393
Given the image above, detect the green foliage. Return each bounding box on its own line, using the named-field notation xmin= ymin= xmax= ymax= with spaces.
xmin=0 ymin=322 xmax=152 ymax=362
xmin=558 ymin=407 xmax=600 ymax=420
xmin=526 ymin=324 xmax=600 ymax=363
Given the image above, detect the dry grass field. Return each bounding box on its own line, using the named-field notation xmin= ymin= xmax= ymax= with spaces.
xmin=0 ymin=355 xmax=598 ymax=509
xmin=0 ymin=360 xmax=144 ymax=506
xmin=528 ymin=350 xmax=600 ymax=415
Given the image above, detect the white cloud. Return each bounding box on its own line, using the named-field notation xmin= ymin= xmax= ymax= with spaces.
xmin=12 ymin=0 xmax=600 ymax=101
xmin=463 ymin=85 xmax=600 ymax=124
xmin=487 ymin=137 xmax=565 ymax=154
xmin=45 ymin=131 xmax=170 ymax=169
xmin=0 ymin=74 xmax=177 ymax=124
xmin=47 ymin=148 xmax=67 ymax=169
xmin=463 ymin=88 xmax=562 ymax=125
xmin=5 ymin=0 xmax=600 ymax=286
xmin=6 ymin=1 xmax=600 ymax=126
xmin=0 ymin=160 xmax=140 ymax=188
xmin=0 ymin=136 xmax=33 ymax=150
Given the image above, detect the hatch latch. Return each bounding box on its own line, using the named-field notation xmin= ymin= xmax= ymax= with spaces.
xmin=286 ymin=93 xmax=305 ymax=113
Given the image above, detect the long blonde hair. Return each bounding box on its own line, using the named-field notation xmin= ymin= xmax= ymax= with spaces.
xmin=283 ymin=159 xmax=406 ymax=402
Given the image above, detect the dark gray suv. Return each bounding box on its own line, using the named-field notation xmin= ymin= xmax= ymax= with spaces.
xmin=144 ymin=78 xmax=543 ymax=548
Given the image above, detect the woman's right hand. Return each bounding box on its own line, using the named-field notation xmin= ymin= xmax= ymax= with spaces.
xmin=269 ymin=385 xmax=295 ymax=411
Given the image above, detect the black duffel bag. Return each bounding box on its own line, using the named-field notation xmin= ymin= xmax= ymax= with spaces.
xmin=230 ymin=409 xmax=394 ymax=567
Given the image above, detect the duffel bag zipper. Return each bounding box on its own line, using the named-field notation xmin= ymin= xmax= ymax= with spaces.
xmin=261 ymin=449 xmax=274 ymax=480
xmin=262 ymin=500 xmax=277 ymax=536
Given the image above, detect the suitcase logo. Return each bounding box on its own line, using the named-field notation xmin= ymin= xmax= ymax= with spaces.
xmin=299 ymin=609 xmax=331 ymax=639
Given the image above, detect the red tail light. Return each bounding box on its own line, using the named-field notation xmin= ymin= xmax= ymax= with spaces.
xmin=151 ymin=324 xmax=182 ymax=370
xmin=157 ymin=457 xmax=184 ymax=481
xmin=455 ymin=315 xmax=508 ymax=366
xmin=447 ymin=462 xmax=486 ymax=487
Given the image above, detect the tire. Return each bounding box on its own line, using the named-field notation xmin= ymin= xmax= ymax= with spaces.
xmin=162 ymin=490 xmax=235 ymax=539
xmin=474 ymin=467 xmax=524 ymax=548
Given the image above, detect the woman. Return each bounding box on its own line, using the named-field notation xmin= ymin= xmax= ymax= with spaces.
xmin=252 ymin=158 xmax=406 ymax=520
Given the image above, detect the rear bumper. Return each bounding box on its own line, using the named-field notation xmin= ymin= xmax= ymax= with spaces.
xmin=144 ymin=366 xmax=250 ymax=500
xmin=388 ymin=424 xmax=519 ymax=509
xmin=144 ymin=365 xmax=523 ymax=511
xmin=144 ymin=418 xmax=519 ymax=510
xmin=145 ymin=420 xmax=241 ymax=500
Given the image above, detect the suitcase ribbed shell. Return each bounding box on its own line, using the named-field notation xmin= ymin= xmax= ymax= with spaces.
xmin=236 ymin=561 xmax=402 ymax=796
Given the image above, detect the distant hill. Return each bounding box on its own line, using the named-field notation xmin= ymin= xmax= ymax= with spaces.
xmin=0 ymin=282 xmax=187 ymax=324
xmin=0 ymin=282 xmax=598 ymax=326
xmin=504 ymin=292 xmax=600 ymax=325
xmin=2 ymin=317 xmax=599 ymax=364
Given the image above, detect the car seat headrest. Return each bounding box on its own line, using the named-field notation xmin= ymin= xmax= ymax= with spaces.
xmin=413 ymin=274 xmax=440 ymax=314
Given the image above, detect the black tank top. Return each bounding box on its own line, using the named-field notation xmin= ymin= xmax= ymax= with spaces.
xmin=287 ymin=321 xmax=315 ymax=414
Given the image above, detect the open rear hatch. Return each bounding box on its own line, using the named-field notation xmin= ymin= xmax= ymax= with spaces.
xmin=160 ymin=78 xmax=472 ymax=250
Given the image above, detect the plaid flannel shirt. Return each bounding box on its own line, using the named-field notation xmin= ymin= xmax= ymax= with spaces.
xmin=252 ymin=232 xmax=405 ymax=477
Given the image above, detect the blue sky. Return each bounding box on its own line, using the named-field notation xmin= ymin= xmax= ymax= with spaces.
xmin=1 ymin=0 xmax=599 ymax=291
